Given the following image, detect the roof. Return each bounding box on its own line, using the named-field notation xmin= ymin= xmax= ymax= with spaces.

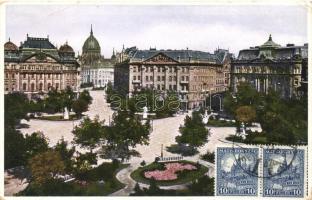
xmin=236 ymin=35 xmax=308 ymax=61
xmin=4 ymin=39 xmax=18 ymax=51
xmin=82 ymin=26 xmax=101 ymax=53
xmin=59 ymin=41 xmax=74 ymax=53
xmin=20 ymin=36 xmax=56 ymax=49
xmin=260 ymin=34 xmax=281 ymax=48
xmin=129 ymin=49 xmax=227 ymax=64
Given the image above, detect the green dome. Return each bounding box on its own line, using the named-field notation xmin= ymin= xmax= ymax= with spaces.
xmin=260 ymin=34 xmax=281 ymax=48
xmin=82 ymin=26 xmax=101 ymax=53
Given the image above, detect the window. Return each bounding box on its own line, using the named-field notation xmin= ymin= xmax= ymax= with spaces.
xmin=169 ymin=67 xmax=172 ymax=73
xmin=5 ymin=73 xmax=8 ymax=79
xmin=157 ymin=76 xmax=160 ymax=81
xmin=150 ymin=67 xmax=153 ymax=72
xmin=173 ymin=85 xmax=177 ymax=90
xmin=23 ymin=74 xmax=26 ymax=78
xmin=23 ymin=83 xmax=27 ymax=91
xmin=181 ymin=76 xmax=185 ymax=81
xmin=145 ymin=67 xmax=149 ymax=72
xmin=186 ymin=76 xmax=189 ymax=81
xmin=133 ymin=67 xmax=137 ymax=72
xmin=146 ymin=76 xmax=148 ymax=81
xmin=162 ymin=85 xmax=165 ymax=90
xmin=162 ymin=76 xmax=165 ymax=81
xmin=138 ymin=76 xmax=141 ymax=80
xmin=158 ymin=67 xmax=161 ymax=72
xmin=39 ymin=83 xmax=43 ymax=91
xmin=133 ymin=76 xmax=136 ymax=80
xmin=169 ymin=76 xmax=172 ymax=81
xmin=12 ymin=73 xmax=15 ymax=79
xmin=169 ymin=85 xmax=172 ymax=90
xmin=157 ymin=85 xmax=160 ymax=90
xmin=150 ymin=76 xmax=153 ymax=81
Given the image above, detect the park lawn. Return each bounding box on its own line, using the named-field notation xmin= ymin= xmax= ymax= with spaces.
xmin=207 ymin=119 xmax=236 ymax=127
xmin=19 ymin=163 xmax=129 ymax=196
xmin=130 ymin=160 xmax=208 ymax=186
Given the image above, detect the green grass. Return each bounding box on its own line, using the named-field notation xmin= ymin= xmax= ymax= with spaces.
xmin=34 ymin=114 xmax=80 ymax=121
xmin=130 ymin=160 xmax=208 ymax=186
xmin=19 ymin=163 xmax=129 ymax=196
xmin=207 ymin=119 xmax=236 ymax=127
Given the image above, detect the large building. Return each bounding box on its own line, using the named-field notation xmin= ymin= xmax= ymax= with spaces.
xmin=80 ymin=26 xmax=116 ymax=88
xmin=231 ymin=35 xmax=308 ymax=98
xmin=4 ymin=35 xmax=80 ymax=96
xmin=114 ymin=47 xmax=232 ymax=109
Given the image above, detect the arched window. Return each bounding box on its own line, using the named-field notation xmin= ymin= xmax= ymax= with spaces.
xmin=39 ymin=83 xmax=43 ymax=91
xmin=31 ymin=83 xmax=35 ymax=91
xmin=23 ymin=83 xmax=27 ymax=91
xmin=48 ymin=83 xmax=51 ymax=90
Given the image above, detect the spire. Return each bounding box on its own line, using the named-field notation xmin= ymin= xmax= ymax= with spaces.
xmin=113 ymin=48 xmax=115 ymax=56
xmin=90 ymin=24 xmax=93 ymax=35
xmin=269 ymin=34 xmax=272 ymax=41
xmin=8 ymin=37 xmax=10 ymax=42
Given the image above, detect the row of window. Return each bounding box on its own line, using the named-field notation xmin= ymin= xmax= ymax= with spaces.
xmin=5 ymin=73 xmax=74 ymax=79
xmin=133 ymin=75 xmax=189 ymax=82
xmin=132 ymin=66 xmax=189 ymax=73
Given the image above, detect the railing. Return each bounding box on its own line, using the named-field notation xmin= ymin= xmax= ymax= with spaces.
xmin=158 ymin=156 xmax=184 ymax=162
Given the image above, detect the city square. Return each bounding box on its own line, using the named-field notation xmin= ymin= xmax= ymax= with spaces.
xmin=3 ymin=3 xmax=309 ymax=198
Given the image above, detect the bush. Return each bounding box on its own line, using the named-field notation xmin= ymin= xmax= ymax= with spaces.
xmin=166 ymin=144 xmax=198 ymax=156
xmin=200 ymin=152 xmax=215 ymax=163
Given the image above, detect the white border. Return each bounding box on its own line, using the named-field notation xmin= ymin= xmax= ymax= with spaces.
xmin=1 ymin=0 xmax=311 ymax=200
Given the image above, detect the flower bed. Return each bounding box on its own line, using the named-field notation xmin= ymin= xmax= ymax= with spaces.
xmin=144 ymin=162 xmax=197 ymax=181
xmin=130 ymin=160 xmax=208 ymax=186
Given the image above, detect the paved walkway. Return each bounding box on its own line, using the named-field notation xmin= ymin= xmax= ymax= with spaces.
xmin=15 ymin=90 xmax=262 ymax=196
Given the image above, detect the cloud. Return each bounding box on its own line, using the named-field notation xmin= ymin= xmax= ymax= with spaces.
xmin=5 ymin=5 xmax=307 ymax=57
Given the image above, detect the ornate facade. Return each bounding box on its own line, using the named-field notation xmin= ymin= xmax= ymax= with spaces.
xmin=80 ymin=26 xmax=116 ymax=88
xmin=231 ymin=35 xmax=308 ymax=98
xmin=4 ymin=35 xmax=80 ymax=95
xmin=114 ymin=47 xmax=232 ymax=109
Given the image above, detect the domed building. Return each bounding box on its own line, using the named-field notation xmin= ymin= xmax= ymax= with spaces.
xmin=80 ymin=25 xmax=116 ymax=89
xmin=231 ymin=34 xmax=308 ymax=98
xmin=4 ymin=35 xmax=80 ymax=96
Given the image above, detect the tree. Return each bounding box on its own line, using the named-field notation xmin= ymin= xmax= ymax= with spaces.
xmin=5 ymin=92 xmax=30 ymax=127
xmin=24 ymin=131 xmax=49 ymax=160
xmin=100 ymin=111 xmax=151 ymax=161
xmin=235 ymin=106 xmax=256 ymax=124
xmin=175 ymin=111 xmax=208 ymax=150
xmin=54 ymin=137 xmax=75 ymax=173
xmin=72 ymin=116 xmax=105 ymax=152
xmin=72 ymin=98 xmax=88 ymax=117
xmin=79 ymin=90 xmax=93 ymax=105
xmin=5 ymin=127 xmax=27 ymax=169
xmin=29 ymin=150 xmax=65 ymax=185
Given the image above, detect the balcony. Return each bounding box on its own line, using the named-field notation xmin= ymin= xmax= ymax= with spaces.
xmin=180 ymin=80 xmax=189 ymax=84
xmin=132 ymin=80 xmax=141 ymax=84
xmin=180 ymin=90 xmax=188 ymax=93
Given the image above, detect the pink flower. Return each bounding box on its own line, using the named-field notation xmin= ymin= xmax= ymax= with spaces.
xmin=144 ymin=162 xmax=197 ymax=181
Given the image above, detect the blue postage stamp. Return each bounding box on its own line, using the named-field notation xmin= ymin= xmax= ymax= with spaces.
xmin=263 ymin=147 xmax=305 ymax=197
xmin=216 ymin=147 xmax=259 ymax=196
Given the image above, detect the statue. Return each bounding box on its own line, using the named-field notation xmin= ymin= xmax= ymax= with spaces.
xmin=240 ymin=122 xmax=247 ymax=139
xmin=202 ymin=110 xmax=209 ymax=124
xmin=142 ymin=106 xmax=148 ymax=119
xmin=63 ymin=107 xmax=69 ymax=120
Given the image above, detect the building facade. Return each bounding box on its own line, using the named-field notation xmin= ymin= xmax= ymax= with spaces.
xmin=80 ymin=26 xmax=116 ymax=88
xmin=231 ymin=35 xmax=308 ymax=98
xmin=115 ymin=47 xmax=232 ymax=109
xmin=4 ymin=35 xmax=80 ymax=95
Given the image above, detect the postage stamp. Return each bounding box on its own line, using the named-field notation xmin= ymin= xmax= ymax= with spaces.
xmin=262 ymin=147 xmax=306 ymax=197
xmin=216 ymin=147 xmax=259 ymax=196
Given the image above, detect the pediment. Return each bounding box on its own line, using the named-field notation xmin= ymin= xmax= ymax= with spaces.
xmin=144 ymin=53 xmax=178 ymax=64
xmin=24 ymin=53 xmax=58 ymax=63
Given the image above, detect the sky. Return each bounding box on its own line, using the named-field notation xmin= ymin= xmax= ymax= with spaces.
xmin=5 ymin=5 xmax=308 ymax=58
